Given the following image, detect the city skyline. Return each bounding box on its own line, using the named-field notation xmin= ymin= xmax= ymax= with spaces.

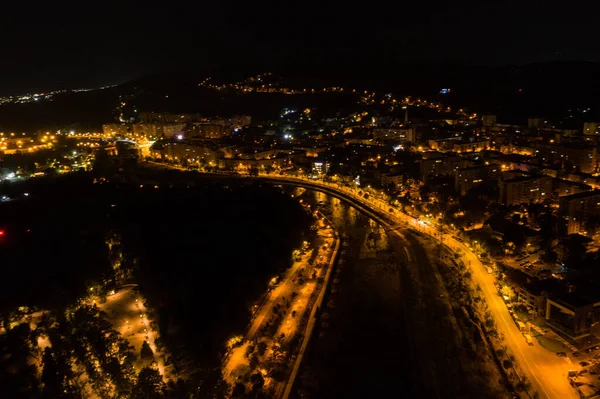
xmin=3 ymin=4 xmax=600 ymax=398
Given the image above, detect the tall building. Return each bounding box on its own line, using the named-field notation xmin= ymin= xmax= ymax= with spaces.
xmin=499 ymin=175 xmax=552 ymax=206
xmin=583 ymin=122 xmax=600 ymax=136
xmin=455 ymin=164 xmax=501 ymax=196
xmin=558 ymin=190 xmax=600 ymax=236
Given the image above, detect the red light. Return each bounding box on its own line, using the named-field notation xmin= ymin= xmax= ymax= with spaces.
xmin=518 ymin=88 xmax=523 ymax=93
xmin=0 ymin=230 xmax=4 ymax=236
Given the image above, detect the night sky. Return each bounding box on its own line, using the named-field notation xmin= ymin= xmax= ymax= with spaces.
xmin=1 ymin=0 xmax=599 ymax=95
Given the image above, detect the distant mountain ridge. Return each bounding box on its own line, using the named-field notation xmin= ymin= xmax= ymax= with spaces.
xmin=1 ymin=61 xmax=599 ymax=132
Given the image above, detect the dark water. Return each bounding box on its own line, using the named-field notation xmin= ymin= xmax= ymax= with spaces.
xmin=292 ymin=189 xmax=506 ymax=399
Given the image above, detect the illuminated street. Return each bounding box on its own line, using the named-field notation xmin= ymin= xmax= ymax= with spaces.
xmin=254 ymin=174 xmax=579 ymax=399
xmin=97 ymin=285 xmax=169 ymax=380
xmin=223 ymin=212 xmax=338 ymax=394
xmin=3 ymin=6 xmax=599 ymax=398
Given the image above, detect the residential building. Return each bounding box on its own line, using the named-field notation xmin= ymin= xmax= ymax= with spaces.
xmin=150 ymin=139 xmax=222 ymax=165
xmin=453 ymin=139 xmax=489 ymax=153
xmin=219 ymin=154 xmax=292 ymax=170
xmin=558 ymin=190 xmax=600 ymax=236
xmin=499 ymin=175 xmax=552 ymax=206
xmin=583 ymin=122 xmax=600 ymax=136
xmin=546 ymin=293 xmax=600 ymax=339
xmin=372 ymin=127 xmax=414 ymax=144
xmin=132 ymin=123 xmax=184 ymax=140
xmin=103 ymin=123 xmax=131 ymax=137
xmin=552 ymin=179 xmax=591 ymax=198
xmin=190 ymin=123 xmax=230 ymax=139
xmin=503 ymin=269 xmax=564 ymax=316
xmin=455 ymin=164 xmax=501 ymax=196
xmin=419 ymin=152 xmax=465 ymax=182
xmin=429 ymin=137 xmax=489 ymax=153
xmin=536 ymin=143 xmax=597 ymax=174
xmin=428 ymin=137 xmax=460 ymax=151
xmin=227 ymin=115 xmax=252 ymax=130
xmin=381 ymin=172 xmax=403 ymax=188
xmin=311 ymin=160 xmax=330 ymax=175
xmin=133 ymin=123 xmax=161 ymax=140
xmin=161 ymin=123 xmax=186 ymax=139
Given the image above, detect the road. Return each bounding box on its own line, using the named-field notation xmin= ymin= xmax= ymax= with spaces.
xmin=141 ymin=165 xmax=578 ymax=398
xmin=223 ymin=250 xmax=308 ymax=380
xmin=441 ymin=235 xmax=577 ymax=399
xmin=281 ymin=229 xmax=340 ymax=399
xmin=98 ymin=286 xmax=167 ymax=379
xmin=256 ymin=175 xmax=577 ymax=399
xmin=223 ymin=220 xmax=337 ymax=385
xmin=287 ymin=189 xmax=508 ymax=398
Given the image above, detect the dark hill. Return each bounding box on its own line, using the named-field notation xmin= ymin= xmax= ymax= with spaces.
xmin=1 ymin=61 xmax=599 ymax=132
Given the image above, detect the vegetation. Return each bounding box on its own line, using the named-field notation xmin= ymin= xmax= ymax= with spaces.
xmin=0 ymin=170 xmax=312 ymax=397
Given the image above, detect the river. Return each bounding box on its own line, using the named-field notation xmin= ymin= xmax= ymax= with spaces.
xmin=289 ymin=188 xmax=509 ymax=399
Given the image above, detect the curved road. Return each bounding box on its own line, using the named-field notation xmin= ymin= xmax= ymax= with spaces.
xmin=144 ymin=164 xmax=577 ymax=398
xmin=256 ymin=175 xmax=576 ymax=399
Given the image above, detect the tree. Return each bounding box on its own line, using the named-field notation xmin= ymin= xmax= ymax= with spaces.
xmin=250 ymin=372 xmax=265 ymax=391
xmin=515 ymin=379 xmax=531 ymax=392
xmin=419 ymin=184 xmax=431 ymax=202
xmin=538 ymin=213 xmax=557 ymax=246
xmin=141 ymin=341 xmax=154 ymax=360
xmin=132 ymin=367 xmax=165 ymax=399
xmin=92 ymin=148 xmax=111 ymax=177
xmin=256 ymin=341 xmax=267 ymax=356
xmin=585 ymin=214 xmax=600 ymax=235
xmin=41 ymin=348 xmax=62 ymax=398
xmin=231 ymin=382 xmax=246 ymax=398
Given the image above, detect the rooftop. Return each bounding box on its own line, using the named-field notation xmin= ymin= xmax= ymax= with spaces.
xmin=552 ymin=292 xmax=600 ymax=310
xmin=459 ymin=164 xmax=499 ymax=172
xmin=502 ymin=174 xmax=548 ymax=183
xmin=559 ymin=189 xmax=600 ymax=201
xmin=504 ymin=269 xmax=564 ymax=297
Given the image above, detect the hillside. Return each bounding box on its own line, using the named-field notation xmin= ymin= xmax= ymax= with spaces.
xmin=1 ymin=61 xmax=600 ymax=132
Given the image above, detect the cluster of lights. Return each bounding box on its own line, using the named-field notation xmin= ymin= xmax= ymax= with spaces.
xmin=198 ymin=72 xmax=347 ymax=95
xmin=198 ymin=73 xmax=478 ymax=120
xmin=0 ymin=85 xmax=115 ymax=106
